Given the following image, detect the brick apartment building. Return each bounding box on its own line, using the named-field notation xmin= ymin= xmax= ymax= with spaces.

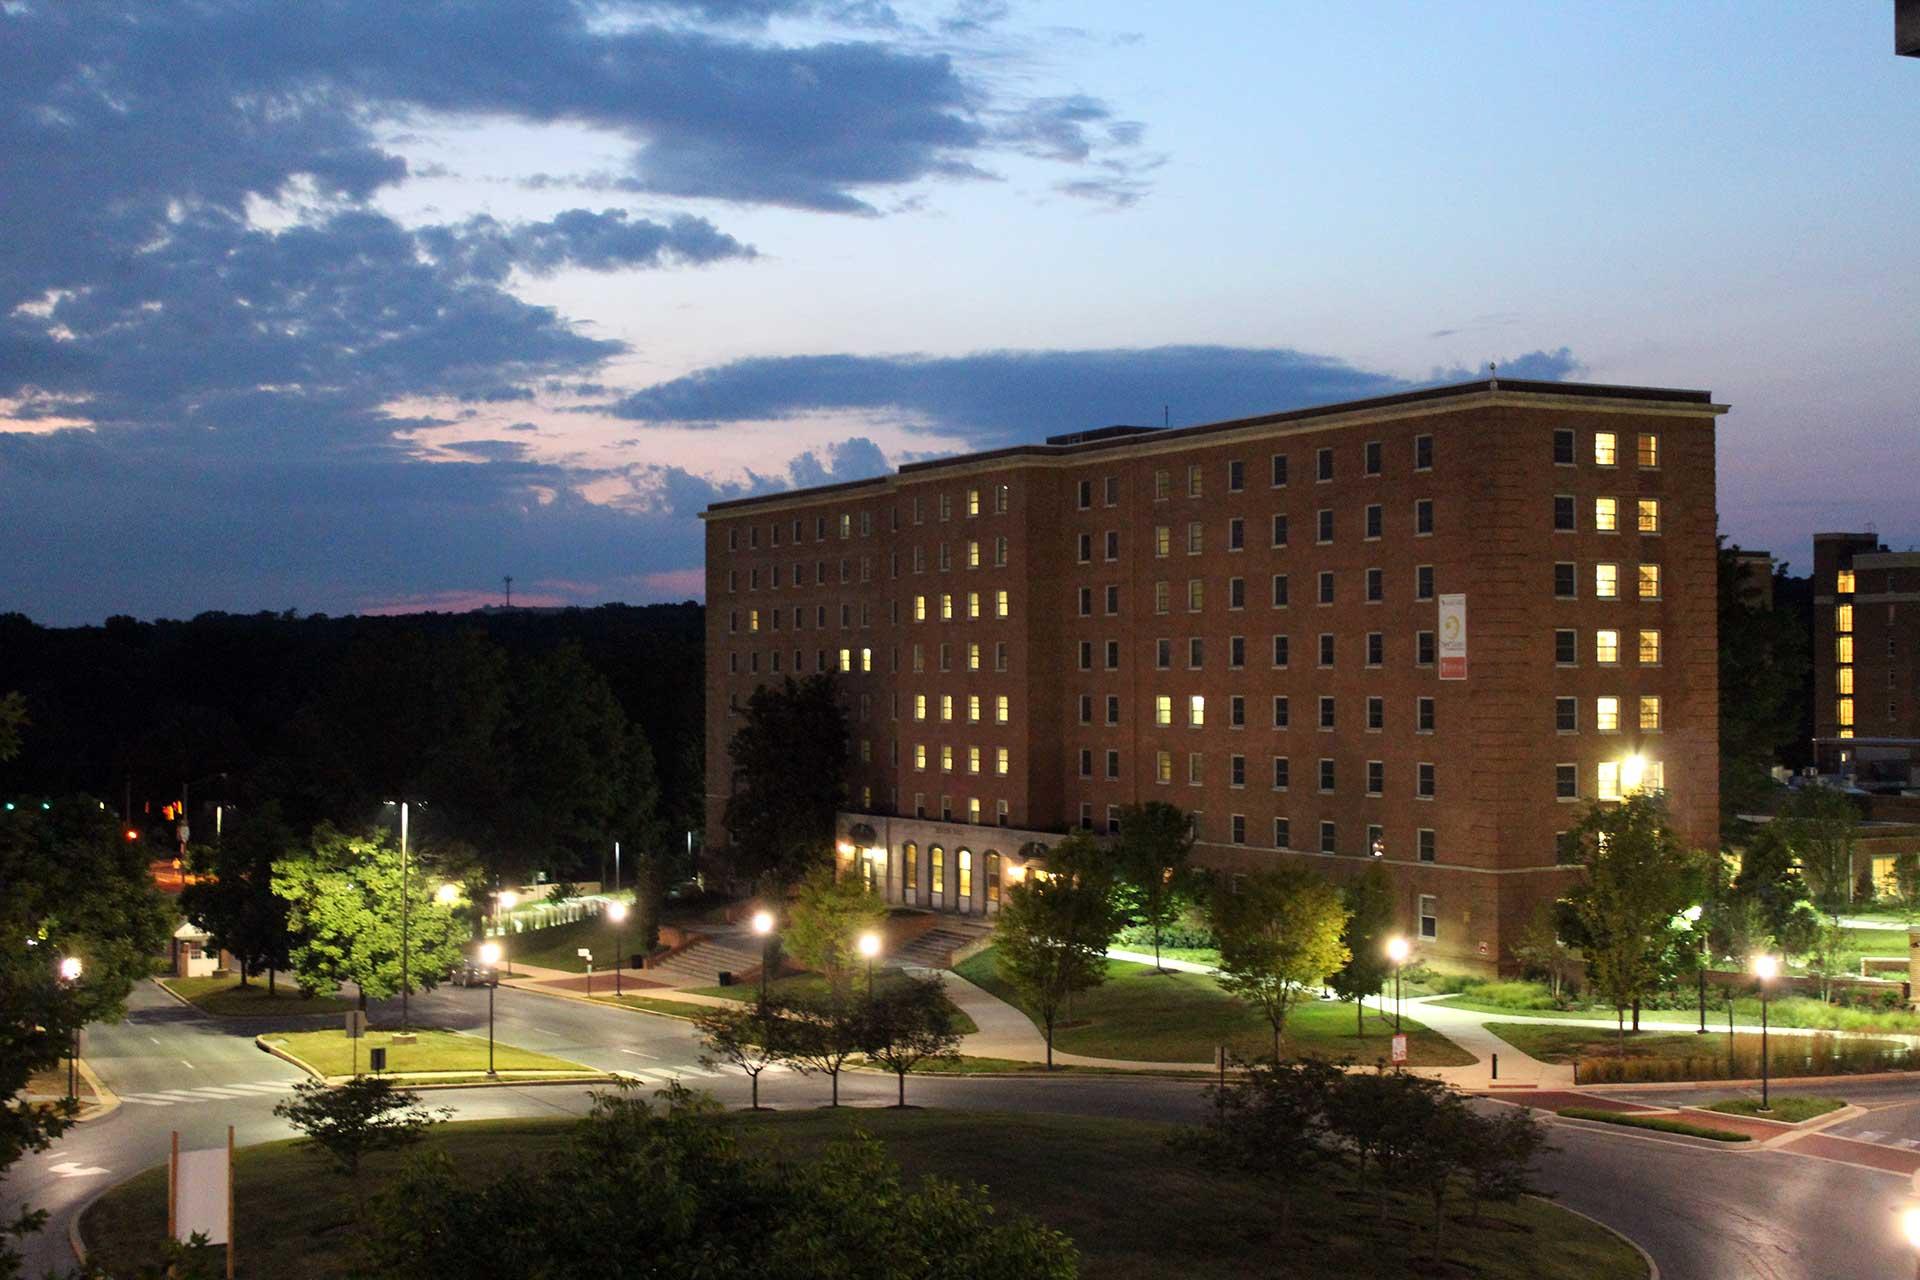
xmin=702 ymin=377 xmax=1724 ymax=973
xmin=1813 ymin=532 xmax=1920 ymax=787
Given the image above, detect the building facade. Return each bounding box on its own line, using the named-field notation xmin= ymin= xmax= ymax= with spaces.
xmin=703 ymin=377 xmax=1724 ymax=972
xmin=1813 ymin=532 xmax=1920 ymax=787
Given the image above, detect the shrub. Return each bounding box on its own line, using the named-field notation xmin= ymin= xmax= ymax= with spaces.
xmin=1115 ymin=919 xmax=1216 ymax=951
xmin=1575 ymin=1034 xmax=1911 ymax=1084
xmin=1466 ymin=980 xmax=1559 ymax=1011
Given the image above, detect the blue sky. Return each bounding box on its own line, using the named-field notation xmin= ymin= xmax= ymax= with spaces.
xmin=2 ymin=1 xmax=1914 ymax=623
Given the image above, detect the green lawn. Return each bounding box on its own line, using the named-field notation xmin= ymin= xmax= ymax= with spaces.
xmin=1437 ymin=989 xmax=1920 ymax=1036
xmin=1557 ymin=1108 xmax=1751 ymax=1142
xmin=261 ymin=1028 xmax=598 ymax=1079
xmin=159 ymin=974 xmax=355 ymax=1017
xmin=1483 ymin=1021 xmax=1911 ymax=1083
xmin=1702 ymin=1095 xmax=1845 ymax=1122
xmin=82 ymin=1109 xmax=1644 ymax=1280
xmin=957 ymin=948 xmax=1473 ymax=1066
xmin=502 ymin=913 xmax=639 ymax=973
xmin=688 ymin=970 xmax=980 ymax=1036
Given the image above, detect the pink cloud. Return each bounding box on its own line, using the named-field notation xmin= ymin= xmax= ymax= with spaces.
xmin=642 ymin=567 xmax=705 ymax=598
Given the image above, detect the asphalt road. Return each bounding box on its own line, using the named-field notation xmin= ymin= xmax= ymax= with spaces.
xmin=11 ymin=980 xmax=1920 ymax=1279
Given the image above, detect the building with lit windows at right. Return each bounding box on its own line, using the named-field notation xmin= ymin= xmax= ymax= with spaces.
xmin=1813 ymin=532 xmax=1920 ymax=788
xmin=702 ymin=377 xmax=1725 ymax=974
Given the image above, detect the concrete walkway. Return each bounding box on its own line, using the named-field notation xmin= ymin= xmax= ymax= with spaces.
xmin=1105 ymin=947 xmax=1216 ymax=975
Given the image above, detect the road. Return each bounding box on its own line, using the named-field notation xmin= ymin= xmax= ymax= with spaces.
xmin=10 ymin=981 xmax=1920 ymax=1279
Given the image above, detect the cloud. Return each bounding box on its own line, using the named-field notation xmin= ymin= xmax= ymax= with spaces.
xmin=1430 ymin=347 xmax=1585 ymax=383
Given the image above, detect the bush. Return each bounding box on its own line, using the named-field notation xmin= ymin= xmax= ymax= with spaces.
xmin=1464 ymin=980 xmax=1559 ymax=1011
xmin=1400 ymin=964 xmax=1481 ymax=997
xmin=1575 ymin=1034 xmax=1912 ymax=1084
xmin=1115 ymin=920 xmax=1216 ymax=951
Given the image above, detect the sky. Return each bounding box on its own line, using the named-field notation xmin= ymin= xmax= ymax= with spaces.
xmin=2 ymin=1 xmax=1915 ymax=625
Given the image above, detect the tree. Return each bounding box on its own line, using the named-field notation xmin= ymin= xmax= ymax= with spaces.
xmin=363 ymin=1083 xmax=1079 ymax=1279
xmin=862 ymin=974 xmax=963 ymax=1106
xmin=179 ymin=803 xmax=293 ymax=990
xmin=271 ymin=824 xmax=469 ymax=1007
xmin=1326 ymin=862 xmax=1395 ymax=1034
xmin=0 ymin=691 xmax=24 ymax=764
xmin=992 ymin=832 xmax=1118 ymax=1068
xmin=1461 ymin=1106 xmax=1552 ymax=1224
xmin=1718 ymin=542 xmax=1810 ymax=833
xmin=1894 ymin=853 xmax=1920 ymax=923
xmin=1732 ymin=823 xmax=1814 ymax=952
xmin=778 ymin=989 xmax=867 ymax=1106
xmin=1210 ymin=866 xmax=1349 ymax=1060
xmin=723 ymin=675 xmax=849 ymax=888
xmin=273 ymin=1076 xmax=447 ymax=1213
xmin=1781 ymin=784 xmax=1861 ymax=920
xmin=1185 ymin=1056 xmax=1342 ymax=1237
xmin=783 ymin=865 xmax=885 ymax=990
xmin=694 ymin=1002 xmax=796 ymax=1110
xmin=1112 ymin=801 xmax=1196 ymax=972
xmin=1510 ymin=901 xmax=1582 ymax=1003
xmin=1564 ymin=793 xmax=1701 ymax=1051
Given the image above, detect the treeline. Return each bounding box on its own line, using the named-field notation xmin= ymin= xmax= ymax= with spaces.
xmin=0 ymin=604 xmax=704 ymax=884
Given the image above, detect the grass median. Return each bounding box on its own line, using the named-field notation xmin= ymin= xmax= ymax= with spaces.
xmin=958 ymin=948 xmax=1473 ymax=1066
xmin=260 ymin=1028 xmax=598 ymax=1079
xmin=1701 ymin=1095 xmax=1845 ymax=1122
xmin=159 ymin=975 xmax=356 ymax=1017
xmin=1556 ymin=1107 xmax=1751 ymax=1142
xmin=83 ymin=1108 xmax=1645 ymax=1280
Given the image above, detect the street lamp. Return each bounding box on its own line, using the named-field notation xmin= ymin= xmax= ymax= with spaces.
xmin=1679 ymin=904 xmax=1707 ymax=1034
xmin=496 ymin=889 xmax=519 ymax=977
xmin=384 ymin=801 xmax=414 ymax=1032
xmin=58 ymin=956 xmax=82 ymax=1103
xmin=1753 ymin=953 xmax=1779 ymax=1112
xmin=1900 ymin=1205 xmax=1920 ymax=1280
xmin=607 ymin=900 xmax=629 ymax=998
xmin=1385 ymin=936 xmax=1410 ymax=1033
xmin=478 ymin=942 xmax=502 ymax=1077
xmin=858 ymin=931 xmax=881 ymax=998
xmin=752 ymin=909 xmax=776 ymax=1006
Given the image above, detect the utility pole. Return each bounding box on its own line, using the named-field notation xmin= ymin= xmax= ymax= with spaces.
xmin=503 ymin=575 xmax=513 ymax=608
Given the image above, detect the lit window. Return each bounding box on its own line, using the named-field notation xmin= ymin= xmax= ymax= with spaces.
xmin=1838 ymin=697 xmax=1855 ymax=727
xmin=838 ymin=648 xmax=851 ymax=673
xmin=996 ymin=590 xmax=1010 ymax=618
xmin=839 ymin=513 xmax=852 ymax=538
xmin=748 ymin=609 xmax=761 ymax=633
xmin=1837 ymin=635 xmax=1854 ymax=663
xmin=914 ymin=595 xmax=927 ymax=622
xmin=1189 ymin=695 xmax=1206 ymax=727
xmin=968 ymin=746 xmax=981 ymax=774
xmin=1597 ymin=761 xmax=1621 ymax=801
xmin=914 ymin=694 xmax=927 ymax=721
xmin=940 ymin=594 xmax=954 ymax=620
xmin=1155 ymin=695 xmax=1173 ymax=726
xmin=996 ymin=695 xmax=1010 ymax=723
xmin=1595 ymin=563 xmax=1619 ymax=598
xmin=967 ymin=489 xmax=980 ymax=516
xmin=968 ymin=643 xmax=981 ymax=671
xmin=1637 ymin=499 xmax=1660 ymax=534
xmin=1155 ymin=526 xmax=1171 ymax=557
xmin=1638 ymin=564 xmax=1661 ymax=599
xmin=967 ymin=591 xmax=980 ymax=619
xmin=914 ymin=743 xmax=928 ymax=770
xmin=1596 ymin=629 xmax=1620 ymax=664
xmin=967 ymin=540 xmax=980 ymax=568
xmin=1837 ymin=604 xmax=1854 ymax=634
xmin=1837 ymin=569 xmax=1856 ymax=594
xmin=1639 ymin=629 xmax=1661 ymax=664
xmin=1639 ymin=696 xmax=1661 ymax=731
xmin=1594 ymin=498 xmax=1618 ymax=532
xmin=1596 ymin=696 xmax=1620 ymax=733
xmin=860 ymin=647 xmax=872 ymax=672
xmin=1156 ymin=751 xmax=1172 ymax=784
xmin=997 ymin=747 xmax=1010 ymax=775
xmin=1837 ymin=667 xmax=1854 ymax=694
xmin=941 ymin=745 xmax=954 ymax=772
xmin=1595 ymin=431 xmax=1617 ymax=466
xmin=1637 ymin=433 xmax=1659 ymax=468
xmin=968 ymin=694 xmax=981 ymax=723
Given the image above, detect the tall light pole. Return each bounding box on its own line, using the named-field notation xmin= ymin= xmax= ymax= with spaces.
xmin=1385 ymin=936 xmax=1410 ymax=1034
xmin=496 ymin=889 xmax=518 ymax=978
xmin=752 ymin=909 xmax=776 ymax=1006
xmin=1900 ymin=1205 xmax=1920 ymax=1280
xmin=479 ymin=942 xmax=501 ymax=1077
xmin=1754 ymin=953 xmax=1779 ymax=1112
xmin=858 ymin=931 xmax=881 ymax=998
xmin=385 ymin=801 xmax=412 ymax=1032
xmin=607 ymin=900 xmax=629 ymax=998
xmin=58 ymin=956 xmax=82 ymax=1103
xmin=1681 ymin=903 xmax=1707 ymax=1034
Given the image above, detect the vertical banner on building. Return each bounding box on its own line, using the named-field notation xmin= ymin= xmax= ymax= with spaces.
xmin=1438 ymin=593 xmax=1468 ymax=680
xmin=168 ymin=1126 xmax=234 ymax=1277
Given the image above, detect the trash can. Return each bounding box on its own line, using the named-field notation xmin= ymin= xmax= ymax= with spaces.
xmin=717 ymin=970 xmax=734 ymax=987
xmin=369 ymin=1046 xmax=388 ymax=1074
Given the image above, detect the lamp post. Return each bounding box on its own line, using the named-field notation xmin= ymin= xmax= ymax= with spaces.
xmin=478 ymin=942 xmax=501 ymax=1077
xmin=752 ymin=909 xmax=776 ymax=1006
xmin=858 ymin=931 xmax=881 ymax=998
xmin=1900 ymin=1205 xmax=1920 ymax=1280
xmin=1385 ymin=936 xmax=1410 ymax=1033
xmin=607 ymin=900 xmax=629 ymax=998
xmin=1753 ymin=953 xmax=1779 ymax=1112
xmin=1681 ymin=903 xmax=1707 ymax=1034
xmin=496 ymin=889 xmax=518 ymax=977
xmin=58 ymin=956 xmax=82 ymax=1103
xmin=384 ymin=801 xmax=413 ymax=1032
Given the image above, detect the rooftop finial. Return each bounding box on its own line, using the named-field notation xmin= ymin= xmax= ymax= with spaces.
xmin=1488 ymin=360 xmax=1498 ymax=390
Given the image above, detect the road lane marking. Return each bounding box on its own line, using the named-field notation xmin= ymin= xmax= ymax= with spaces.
xmin=620 ymin=1048 xmax=658 ymax=1059
xmin=222 ymin=1083 xmax=294 ymax=1094
xmin=1855 ymin=1130 xmax=1888 ymax=1142
xmin=179 ymin=1060 xmax=195 ymax=1070
xmin=47 ymin=1161 xmax=109 ymax=1178
xmin=115 ymin=1094 xmax=174 ymax=1106
xmin=189 ymin=1087 xmax=250 ymax=1098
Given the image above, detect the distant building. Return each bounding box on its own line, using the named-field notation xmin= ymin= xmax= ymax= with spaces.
xmin=703 ymin=377 xmax=1726 ymax=974
xmin=1729 ymin=549 xmax=1776 ymax=609
xmin=1900 ymin=0 xmax=1919 ymax=57
xmin=1813 ymin=532 xmax=1920 ymax=786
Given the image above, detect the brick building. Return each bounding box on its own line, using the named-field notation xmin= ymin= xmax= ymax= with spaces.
xmin=1813 ymin=532 xmax=1920 ymax=787
xmin=702 ymin=377 xmax=1725 ymax=973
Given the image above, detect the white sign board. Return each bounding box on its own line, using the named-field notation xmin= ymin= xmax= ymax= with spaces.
xmin=1437 ymin=593 xmax=1467 ymax=680
xmin=344 ymin=1010 xmax=366 ymax=1039
xmin=1390 ymin=1033 xmax=1409 ymax=1065
xmin=170 ymin=1134 xmax=231 ymax=1247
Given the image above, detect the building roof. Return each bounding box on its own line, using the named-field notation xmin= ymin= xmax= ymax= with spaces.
xmin=702 ymin=375 xmax=1722 ymax=518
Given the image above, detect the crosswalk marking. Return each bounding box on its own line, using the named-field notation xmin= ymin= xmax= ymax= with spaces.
xmin=1853 ymin=1130 xmax=1887 ymax=1143
xmin=113 ymin=1080 xmax=299 ymax=1108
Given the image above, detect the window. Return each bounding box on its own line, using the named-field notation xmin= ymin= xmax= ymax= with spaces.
xmin=969 ymin=746 xmax=982 ymax=774
xmin=1415 ymin=565 xmax=1434 ymax=600
xmin=1317 ymin=508 xmax=1335 ymax=544
xmin=1417 ymin=762 xmax=1435 ymax=798
xmin=940 ymin=694 xmax=954 ymax=722
xmin=966 ymin=489 xmax=981 ymax=517
xmin=1553 ymin=429 xmax=1575 ymax=465
xmin=1594 ymin=431 xmax=1617 ymax=466
xmin=1838 ymin=696 xmax=1855 ymax=727
xmin=968 ymin=642 xmax=981 ymax=672
xmin=1231 ymin=814 xmax=1246 ymax=845
xmin=1189 ymin=637 xmax=1205 ymax=669
xmin=1367 ymin=825 xmax=1383 ymax=857
xmin=1555 ymin=697 xmax=1577 ymax=733
xmin=1230 ymin=635 xmax=1246 ymax=668
xmin=931 ymin=846 xmax=945 ymax=895
xmin=1638 ymin=564 xmax=1661 ymax=599
xmin=1272 ymin=756 xmax=1290 ymax=789
xmin=1418 ymin=828 xmax=1436 ymax=862
xmin=1077 ymin=479 xmax=1093 ymax=510
xmin=1319 ymin=696 xmax=1336 ymax=729
xmin=1414 ymin=434 xmax=1433 ymax=470
xmin=1271 ymin=513 xmax=1289 ymax=547
xmin=995 ymin=536 xmax=1008 ymax=566
xmin=1107 ymin=695 xmax=1121 ymax=725
xmin=1275 ymin=817 xmax=1291 ymax=848
xmin=1638 ymin=433 xmax=1659 ymax=468
xmin=1272 ymin=574 xmax=1290 ymax=607
xmin=1228 ymin=518 xmax=1244 ymax=551
xmin=1106 ymin=749 xmax=1121 ymax=780
xmin=1156 ymin=638 xmax=1172 ymax=670
xmin=1189 ymin=694 xmax=1206 ymax=727
xmin=1837 ymin=569 xmax=1856 ymax=594
xmin=1418 ymin=896 xmax=1437 ymax=940
xmin=1156 ymin=750 xmax=1173 ymax=784
xmin=1555 ymin=763 xmax=1578 ymax=800
xmin=1104 ymin=584 xmax=1120 ymax=615
xmin=1318 ymin=758 xmax=1336 ymax=792
xmin=1155 ymin=581 xmax=1171 ymax=614
xmin=1229 ymin=577 xmax=1246 ymax=609
xmin=1078 ymin=694 xmax=1093 ymax=725
xmin=1836 ymin=634 xmax=1854 ymax=664
xmin=1415 ymin=499 xmax=1434 ymax=536
xmin=1272 ymin=695 xmax=1290 ymax=728
xmin=1155 ymin=695 xmax=1173 ymax=726
xmin=1596 ymin=629 xmax=1620 ymax=664
xmin=1320 ymin=821 xmax=1338 ymax=854
xmin=1104 ymin=475 xmax=1119 ymax=506
xmin=1230 ymin=754 xmax=1246 ymax=787
xmin=1077 ymin=532 xmax=1092 ymax=564
xmin=1272 ymin=634 xmax=1290 ymax=668
xmin=1638 ymin=499 xmax=1660 ymax=534
xmin=914 ymin=743 xmax=928 ymax=771
xmin=1365 ymin=440 xmax=1383 ymax=475
xmin=1554 ymin=495 xmax=1576 ymax=532
xmin=1154 ymin=469 xmax=1171 ymax=500
xmin=838 ymin=647 xmax=851 ymax=673
xmin=1187 ymin=521 xmax=1204 ymax=555
xmin=1366 ymin=567 xmax=1384 ymax=602
xmin=1188 ymin=753 xmax=1204 ymax=784
xmin=1594 ymin=563 xmax=1618 ymax=599
xmin=968 ymin=694 xmax=982 ymax=723
xmin=1367 ymin=760 xmax=1384 ymax=795
xmin=1836 ymin=604 xmax=1854 ymax=634
xmin=996 ymin=589 xmax=1009 ymax=618
xmin=1271 ymin=453 xmax=1289 ymax=486
xmin=1319 ymin=633 xmax=1335 ymax=667
xmin=1640 ymin=696 xmax=1661 ymax=731
xmin=1228 ymin=459 xmax=1245 ymax=492
xmin=1555 ymin=629 xmax=1577 ymax=665
xmin=1188 ymin=579 xmax=1204 ymax=611
xmin=1554 ymin=563 xmax=1576 ymax=598
xmin=1105 ymin=639 xmax=1121 ymax=670
xmin=1186 ymin=464 xmax=1203 ymax=498
xmin=1154 ymin=525 xmax=1171 ymax=557
xmin=1596 ymin=761 xmax=1621 ymax=801
xmin=996 ymin=694 xmax=1010 ymax=723
xmin=1318 ymin=571 xmax=1335 ymax=604
xmin=1416 ymin=631 xmax=1435 ymax=666
xmin=939 ymin=493 xmax=952 ymax=521
xmin=995 ymin=643 xmax=1009 ymax=672
xmin=940 ymin=593 xmax=954 ymax=620
xmin=1593 ymin=497 xmax=1618 ymax=533
xmin=1316 ymin=447 xmax=1333 ymax=482
xmin=1596 ymin=696 xmax=1620 ymax=733
xmin=1365 ymin=504 xmax=1383 ymax=539
xmin=1417 ymin=697 xmax=1435 ymax=732
xmin=968 ymin=591 xmax=981 ymax=619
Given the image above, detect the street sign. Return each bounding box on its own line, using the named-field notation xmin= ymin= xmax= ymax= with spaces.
xmin=1390 ymin=1033 xmax=1408 ymax=1065
xmin=344 ymin=1011 xmax=366 ymax=1039
xmin=576 ymin=948 xmax=592 ymax=960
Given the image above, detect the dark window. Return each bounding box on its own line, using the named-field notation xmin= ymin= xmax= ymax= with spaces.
xmin=1274 ymin=817 xmax=1291 ymax=847
xmin=1320 ymin=820 xmax=1337 ymax=853
xmin=1555 ymin=697 xmax=1577 ymax=732
xmin=1366 ymin=632 xmax=1384 ymax=666
xmin=1105 ymin=475 xmax=1120 ymax=505
xmin=1319 ymin=696 xmax=1336 ymax=729
xmin=1415 ymin=499 xmax=1434 ymax=535
xmin=1553 ymin=429 xmax=1576 ymax=465
xmin=1228 ymin=460 xmax=1245 ymax=492
xmin=1271 ymin=513 xmax=1289 ymax=547
xmin=1317 ymin=447 xmax=1334 ymax=482
xmin=1106 ymin=695 xmax=1121 ymax=725
xmin=1556 ymin=829 xmax=1578 ymax=862
xmin=1272 ymin=634 xmax=1290 ymax=667
xmin=1078 ymin=640 xmax=1092 ymax=671
xmin=1077 ymin=532 xmax=1092 ymax=563
xmin=1367 ymin=760 xmax=1384 ymax=794
xmin=1416 ymin=631 xmax=1436 ymax=665
xmin=1273 ymin=756 xmax=1290 ymax=789
xmin=1319 ymin=758 xmax=1336 ymax=791
xmin=1230 ymin=635 xmax=1246 ymax=668
xmin=1272 ymin=695 xmax=1290 ymax=728
xmin=1079 ymin=586 xmax=1093 ymax=616
xmin=1554 ymin=562 xmax=1576 ymax=598
xmin=1156 ymin=638 xmax=1172 ymax=669
xmin=1230 ymin=577 xmax=1246 ymax=609
xmin=1272 ymin=453 xmax=1289 ymax=486
xmin=1230 ymin=754 xmax=1246 ymax=786
xmin=1106 ymin=584 xmax=1120 ymax=614
xmin=1228 ymin=517 xmax=1245 ymax=550
xmin=1366 ymin=567 xmax=1384 ymax=601
xmin=1077 ymin=479 xmax=1093 ymax=509
xmin=1554 ymin=495 xmax=1576 ymax=532
xmin=1318 ymin=571 xmax=1335 ymax=604
xmin=1555 ymin=764 xmax=1578 ymax=799
xmin=1189 ymin=637 xmax=1205 ymax=668
xmin=1416 ymin=565 xmax=1434 ymax=600
xmin=1417 ymin=697 xmax=1435 ymax=732
xmin=1367 ymin=696 xmax=1384 ymax=730
xmin=1272 ymin=574 xmax=1290 ymax=607
xmin=1554 ymin=629 xmax=1577 ymax=664
xmin=1319 ymin=632 xmax=1335 ymax=666
xmin=1417 ymin=763 xmax=1436 ymax=797
xmin=1415 ymin=434 xmax=1433 ymax=470
xmin=1231 ymin=814 xmax=1246 ymax=844
xmin=1365 ymin=504 xmax=1383 ymax=539
xmin=1317 ymin=508 xmax=1335 ymax=543
xmin=1365 ymin=440 xmax=1382 ymax=475
xmin=1419 ymin=828 xmax=1436 ymax=862
xmin=1105 ymin=639 xmax=1120 ymax=670
xmin=1106 ymin=530 xmax=1120 ymax=560
xmin=1230 ymin=695 xmax=1246 ymax=727
xmin=1079 ymin=748 xmax=1092 ymax=777
xmin=1106 ymin=749 xmax=1120 ymax=780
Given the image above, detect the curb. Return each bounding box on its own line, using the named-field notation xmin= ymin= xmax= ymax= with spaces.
xmin=1536 ymin=1195 xmax=1660 ymax=1280
xmin=1590 ymin=1066 xmax=1920 ymax=1092
xmin=73 ymin=1056 xmax=120 ymax=1123
xmin=149 ymin=976 xmax=196 ymax=1010
xmin=1546 ymin=1111 xmax=1760 ymax=1150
